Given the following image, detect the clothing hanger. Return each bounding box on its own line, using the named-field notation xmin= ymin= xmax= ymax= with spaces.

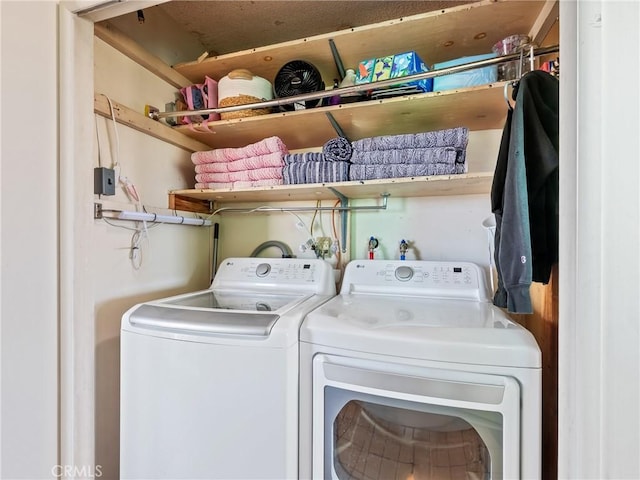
xmin=503 ymin=81 xmax=514 ymax=110
xmin=503 ymin=43 xmax=536 ymax=110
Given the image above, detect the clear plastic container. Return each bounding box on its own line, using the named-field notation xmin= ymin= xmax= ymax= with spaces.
xmin=492 ymin=34 xmax=533 ymax=81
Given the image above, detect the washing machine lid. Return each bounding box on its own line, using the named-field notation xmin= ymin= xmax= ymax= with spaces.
xmin=160 ymin=289 xmax=305 ymax=311
xmin=122 ymin=257 xmax=336 ymax=339
xmin=300 ymin=294 xmax=541 ymax=368
xmin=127 ymin=290 xmax=312 ymax=337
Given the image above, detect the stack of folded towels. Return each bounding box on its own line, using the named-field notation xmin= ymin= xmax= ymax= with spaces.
xmin=191 ymin=136 xmax=288 ymax=189
xmin=348 ymin=127 xmax=469 ymax=181
xmin=282 ymin=136 xmax=352 ymax=185
xmin=190 ymin=128 xmax=469 ymax=188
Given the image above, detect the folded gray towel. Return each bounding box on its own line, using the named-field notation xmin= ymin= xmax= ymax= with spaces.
xmin=352 ymin=127 xmax=469 ymax=152
xmin=283 ymin=161 xmax=350 ymax=184
xmin=283 ymin=152 xmax=325 ymax=164
xmin=348 ymin=162 xmax=465 ymax=181
xmin=350 ymin=147 xmax=461 ymax=165
xmin=322 ymin=136 xmax=353 ymax=162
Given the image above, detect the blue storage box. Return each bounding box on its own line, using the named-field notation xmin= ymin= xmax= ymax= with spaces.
xmin=356 ymin=50 xmax=433 ymax=93
xmin=390 ymin=51 xmax=433 ymax=92
xmin=432 ymin=53 xmax=498 ymax=91
xmin=355 ymin=58 xmax=376 ymax=84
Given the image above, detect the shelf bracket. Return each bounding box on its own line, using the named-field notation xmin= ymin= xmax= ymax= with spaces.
xmin=168 ymin=193 xmax=214 ymax=214
xmin=328 ymin=38 xmax=345 ymax=81
xmin=325 ymin=112 xmax=348 ymax=140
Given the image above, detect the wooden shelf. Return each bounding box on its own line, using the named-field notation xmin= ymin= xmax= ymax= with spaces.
xmin=170 ymin=0 xmax=539 ymax=152
xmin=158 ymin=0 xmax=548 ymax=211
xmin=173 ymin=0 xmax=545 ymax=86
xmin=174 ymin=82 xmax=509 ymax=150
xmin=168 ymin=172 xmax=493 ymax=213
xmin=94 ymin=94 xmax=211 ymax=152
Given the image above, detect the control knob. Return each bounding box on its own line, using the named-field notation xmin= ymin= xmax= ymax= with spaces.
xmin=255 ymin=263 xmax=271 ymax=277
xmin=395 ymin=265 xmax=414 ymax=281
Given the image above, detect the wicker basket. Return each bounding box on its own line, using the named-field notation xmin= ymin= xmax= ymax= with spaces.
xmin=219 ymin=95 xmax=272 ymax=119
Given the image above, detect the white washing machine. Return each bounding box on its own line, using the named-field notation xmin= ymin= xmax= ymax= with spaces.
xmin=120 ymin=257 xmax=335 ymax=480
xmin=299 ymin=260 xmax=541 ymax=480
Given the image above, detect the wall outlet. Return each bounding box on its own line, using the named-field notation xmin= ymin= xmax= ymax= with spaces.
xmin=94 ymin=167 xmax=116 ymax=195
xmin=315 ymin=237 xmax=332 ymax=257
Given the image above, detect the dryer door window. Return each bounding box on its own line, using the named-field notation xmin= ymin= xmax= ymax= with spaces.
xmin=312 ymin=355 xmax=521 ymax=480
xmin=332 ymin=397 xmax=496 ymax=479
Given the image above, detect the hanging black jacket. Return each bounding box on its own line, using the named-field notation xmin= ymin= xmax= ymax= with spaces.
xmin=491 ymin=71 xmax=559 ymax=314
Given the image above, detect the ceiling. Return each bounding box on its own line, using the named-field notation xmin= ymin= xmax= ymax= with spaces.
xmin=104 ymin=1 xmax=476 ymax=63
xmin=159 ymin=1 xmax=473 ymax=55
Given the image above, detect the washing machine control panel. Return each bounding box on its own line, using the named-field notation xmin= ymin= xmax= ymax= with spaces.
xmin=211 ymin=257 xmax=336 ymax=295
xmin=342 ymin=260 xmax=489 ymax=301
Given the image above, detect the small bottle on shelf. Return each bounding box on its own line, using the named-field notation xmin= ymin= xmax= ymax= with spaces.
xmin=339 ymin=69 xmax=356 ymax=88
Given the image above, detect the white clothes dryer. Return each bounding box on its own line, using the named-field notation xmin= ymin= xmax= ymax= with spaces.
xmin=299 ymin=260 xmax=541 ymax=480
xmin=120 ymin=257 xmax=335 ymax=480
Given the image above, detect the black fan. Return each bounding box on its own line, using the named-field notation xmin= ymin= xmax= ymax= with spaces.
xmin=274 ymin=60 xmax=325 ymax=111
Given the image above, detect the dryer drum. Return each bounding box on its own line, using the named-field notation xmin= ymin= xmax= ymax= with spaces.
xmin=335 ymin=400 xmax=491 ymax=479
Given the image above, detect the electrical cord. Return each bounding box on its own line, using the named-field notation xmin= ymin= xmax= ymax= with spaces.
xmin=331 ymin=199 xmax=342 ymax=267
xmin=101 ymin=94 xmax=121 ymax=172
xmin=99 ymin=93 xmax=151 ymax=268
xmin=309 ymin=200 xmax=319 ymax=237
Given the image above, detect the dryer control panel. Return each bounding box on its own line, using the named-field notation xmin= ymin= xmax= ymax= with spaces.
xmin=341 ymin=260 xmax=490 ymax=301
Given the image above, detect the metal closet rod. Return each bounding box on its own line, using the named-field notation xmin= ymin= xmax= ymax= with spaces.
xmin=96 ymin=205 xmax=213 ymax=226
xmin=213 ymin=193 xmax=389 ymax=214
xmin=149 ymin=45 xmax=559 ymax=120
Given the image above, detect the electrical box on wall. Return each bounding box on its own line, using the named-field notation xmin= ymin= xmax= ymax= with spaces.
xmin=94 ymin=167 xmax=116 ymax=195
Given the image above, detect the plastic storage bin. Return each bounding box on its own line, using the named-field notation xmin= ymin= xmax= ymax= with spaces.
xmin=432 ymin=53 xmax=498 ymax=91
xmin=356 ymin=50 xmax=433 ymax=93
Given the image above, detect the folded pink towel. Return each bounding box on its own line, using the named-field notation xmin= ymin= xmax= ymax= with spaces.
xmin=195 ymin=166 xmax=283 ymax=183
xmin=194 ymin=162 xmax=228 ymax=174
xmin=195 ymin=152 xmax=285 ymax=173
xmin=195 ymin=178 xmax=283 ymax=189
xmin=191 ymin=136 xmax=288 ymax=164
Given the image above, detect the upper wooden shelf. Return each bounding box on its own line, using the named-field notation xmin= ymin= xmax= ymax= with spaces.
xmin=174 ymin=82 xmax=510 ymax=151
xmin=173 ymin=0 xmax=545 ymax=85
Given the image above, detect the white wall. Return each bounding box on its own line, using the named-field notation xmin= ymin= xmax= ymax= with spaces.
xmin=350 ymin=130 xmax=500 ymax=265
xmin=93 ymin=39 xmax=210 ymax=479
xmin=559 ymin=1 xmax=640 ymax=478
xmin=0 ymin=2 xmax=59 ymax=479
